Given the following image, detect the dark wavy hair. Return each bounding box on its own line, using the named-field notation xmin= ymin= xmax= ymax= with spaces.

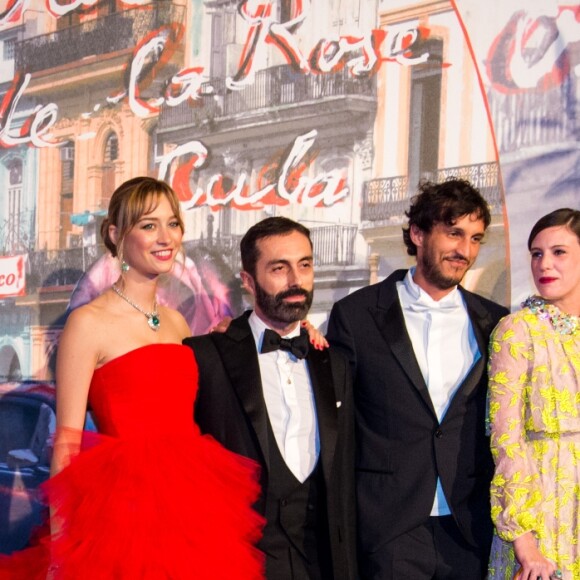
xmin=240 ymin=217 xmax=312 ymax=278
xmin=527 ymin=208 xmax=580 ymax=250
xmin=100 ymin=176 xmax=184 ymax=259
xmin=402 ymin=179 xmax=491 ymax=256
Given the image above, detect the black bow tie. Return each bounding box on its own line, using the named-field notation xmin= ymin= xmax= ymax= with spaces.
xmin=261 ymin=328 xmax=310 ymax=359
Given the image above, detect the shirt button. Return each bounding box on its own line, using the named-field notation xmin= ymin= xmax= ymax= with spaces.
xmin=435 ymin=429 xmax=443 ymax=438
xmin=281 ymin=499 xmax=288 ymax=507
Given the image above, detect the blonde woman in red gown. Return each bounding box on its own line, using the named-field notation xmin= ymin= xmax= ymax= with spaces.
xmin=0 ymin=177 xmax=264 ymax=579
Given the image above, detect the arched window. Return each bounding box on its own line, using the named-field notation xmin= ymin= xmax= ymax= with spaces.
xmin=210 ymin=6 xmax=236 ymax=77
xmin=7 ymin=158 xmax=22 ymax=186
xmin=97 ymin=0 xmax=119 ymax=17
xmin=5 ymin=158 xmax=23 ymax=252
xmin=101 ymin=132 xmax=119 ymax=208
xmin=56 ymin=0 xmax=81 ymax=30
xmin=408 ymin=37 xmax=444 ymax=189
xmin=60 ymin=141 xmax=75 ymax=248
xmin=280 ymin=0 xmax=294 ymax=21
xmin=60 ymin=141 xmax=75 ymax=192
xmin=105 ymin=133 xmax=119 ymax=162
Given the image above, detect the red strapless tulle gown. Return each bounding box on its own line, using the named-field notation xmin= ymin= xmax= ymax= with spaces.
xmin=0 ymin=344 xmax=264 ymax=579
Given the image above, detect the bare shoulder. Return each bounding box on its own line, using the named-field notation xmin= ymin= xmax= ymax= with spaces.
xmin=60 ymin=294 xmax=117 ymax=354
xmin=63 ymin=299 xmax=106 ymax=334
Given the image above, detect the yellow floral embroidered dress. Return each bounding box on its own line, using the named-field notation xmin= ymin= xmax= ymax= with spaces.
xmin=488 ymin=304 xmax=580 ymax=580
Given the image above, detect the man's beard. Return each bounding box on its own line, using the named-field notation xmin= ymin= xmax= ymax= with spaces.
xmin=254 ymin=282 xmax=313 ymax=324
xmin=419 ymin=248 xmax=471 ymax=290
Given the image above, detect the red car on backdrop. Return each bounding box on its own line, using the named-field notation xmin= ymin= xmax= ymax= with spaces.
xmin=0 ymin=380 xmax=101 ymax=554
xmin=0 ymin=380 xmax=56 ymax=554
xmin=0 ymin=381 xmax=96 ymax=554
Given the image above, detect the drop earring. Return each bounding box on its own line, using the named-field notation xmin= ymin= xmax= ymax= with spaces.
xmin=117 ymin=243 xmax=130 ymax=272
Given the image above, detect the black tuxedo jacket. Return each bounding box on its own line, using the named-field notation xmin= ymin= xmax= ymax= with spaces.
xmin=326 ymin=269 xmax=508 ymax=557
xmin=184 ymin=312 xmax=357 ymax=580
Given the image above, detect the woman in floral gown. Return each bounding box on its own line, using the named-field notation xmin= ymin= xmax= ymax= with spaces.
xmin=488 ymin=208 xmax=580 ymax=580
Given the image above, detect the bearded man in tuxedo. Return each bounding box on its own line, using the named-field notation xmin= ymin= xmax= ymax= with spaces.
xmin=184 ymin=217 xmax=356 ymax=580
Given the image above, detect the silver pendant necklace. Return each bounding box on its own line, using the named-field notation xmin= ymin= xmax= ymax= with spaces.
xmin=112 ymin=284 xmax=160 ymax=331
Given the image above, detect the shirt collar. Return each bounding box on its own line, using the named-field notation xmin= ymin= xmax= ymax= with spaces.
xmin=399 ymin=267 xmax=464 ymax=311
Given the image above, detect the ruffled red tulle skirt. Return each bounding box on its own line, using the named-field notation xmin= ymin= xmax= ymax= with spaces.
xmin=0 ymin=430 xmax=264 ymax=579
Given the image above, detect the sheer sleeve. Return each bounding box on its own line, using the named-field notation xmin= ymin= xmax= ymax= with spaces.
xmin=488 ymin=312 xmax=543 ymax=541
xmin=51 ymin=426 xmax=83 ymax=475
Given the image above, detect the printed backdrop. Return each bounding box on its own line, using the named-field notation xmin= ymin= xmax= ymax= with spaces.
xmin=0 ymin=0 xmax=578 ymax=553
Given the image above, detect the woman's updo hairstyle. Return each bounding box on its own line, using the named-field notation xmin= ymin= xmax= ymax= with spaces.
xmin=100 ymin=177 xmax=184 ymax=257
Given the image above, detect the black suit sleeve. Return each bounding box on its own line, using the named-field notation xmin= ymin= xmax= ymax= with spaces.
xmin=185 ymin=335 xmax=260 ymax=459
xmin=327 ymin=348 xmax=358 ymax=580
xmin=327 ymin=301 xmax=358 ymax=377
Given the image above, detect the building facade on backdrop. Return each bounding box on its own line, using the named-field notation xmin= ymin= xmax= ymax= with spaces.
xmin=0 ymin=0 xmax=512 ymax=382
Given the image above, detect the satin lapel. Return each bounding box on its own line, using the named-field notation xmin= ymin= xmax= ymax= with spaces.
xmin=306 ymin=347 xmax=338 ymax=486
xmin=216 ymin=314 xmax=271 ymax=470
xmin=370 ymin=291 xmax=437 ymax=419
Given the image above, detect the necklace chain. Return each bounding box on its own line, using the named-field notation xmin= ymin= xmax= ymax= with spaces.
xmin=522 ymin=296 xmax=578 ymax=336
xmin=112 ymin=284 xmax=160 ymax=332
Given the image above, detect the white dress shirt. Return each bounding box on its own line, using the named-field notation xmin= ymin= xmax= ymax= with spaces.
xmin=397 ymin=268 xmax=480 ymax=516
xmin=249 ymin=312 xmax=320 ymax=482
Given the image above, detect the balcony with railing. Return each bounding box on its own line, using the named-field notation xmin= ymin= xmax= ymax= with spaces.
xmin=15 ymin=2 xmax=184 ymax=74
xmin=310 ymin=224 xmax=358 ymax=267
xmin=488 ymin=76 xmax=579 ymax=153
xmin=361 ymin=162 xmax=503 ymax=223
xmin=184 ymin=223 xmax=358 ymax=274
xmin=27 ymin=244 xmax=105 ymax=291
xmin=24 ymin=224 xmax=357 ymax=293
xmin=158 ymin=64 xmax=377 ymax=131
